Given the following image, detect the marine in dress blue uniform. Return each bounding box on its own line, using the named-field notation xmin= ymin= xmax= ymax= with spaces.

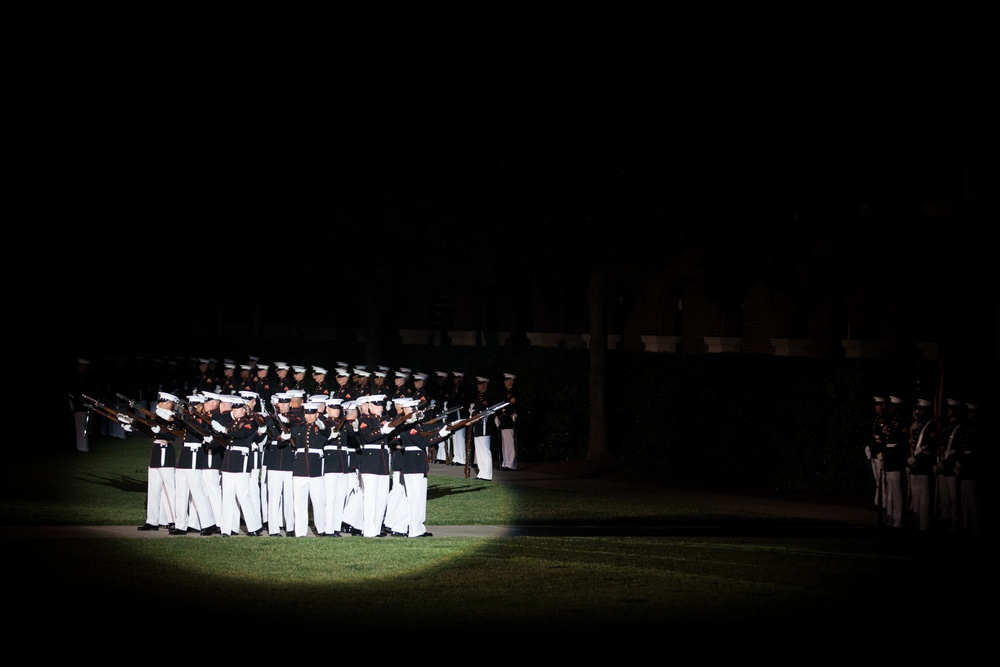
xmin=289 ymin=401 xmax=328 ymax=537
xmin=356 ymin=395 xmax=393 ymax=537
xmin=213 ymin=396 xmax=263 ymax=537
xmin=268 ymin=393 xmax=296 ymax=536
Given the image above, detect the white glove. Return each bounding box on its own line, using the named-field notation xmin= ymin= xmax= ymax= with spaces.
xmin=907 ymin=456 xmax=916 ymax=466
xmin=122 ymin=424 xmax=133 ymax=432
xmin=280 ymin=432 xmax=292 ymax=441
xmin=439 ymin=427 xmax=451 ymax=437
xmin=512 ymin=413 xmax=517 ymax=423
xmin=278 ymin=413 xmax=289 ymax=424
xmin=316 ymin=420 xmax=326 ymax=430
xmin=150 ymin=425 xmax=161 ymax=434
xmin=380 ymin=425 xmax=395 ymax=435
xmin=116 ymin=413 xmax=132 ymax=424
xmin=495 ymin=416 xmax=500 ymax=428
xmin=469 ymin=403 xmax=475 ymax=412
xmin=155 ymin=407 xmax=173 ymax=420
xmin=329 ymin=431 xmax=339 ymax=440
xmin=385 ymin=400 xmax=393 ymax=411
xmin=864 ymin=446 xmax=871 ymax=460
xmin=203 ymin=436 xmax=214 ymax=444
xmin=211 ymin=420 xmax=226 ymax=433
xmin=257 ymin=426 xmax=267 ymax=435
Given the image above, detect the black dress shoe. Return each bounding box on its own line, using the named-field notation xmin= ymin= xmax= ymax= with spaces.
xmin=414 ymin=532 xmax=433 ymax=537
xmin=270 ymin=533 xmax=283 ymax=537
xmin=349 ymin=527 xmax=362 ymax=536
xmin=390 ymin=531 xmax=407 ymax=537
xmin=168 ymin=528 xmax=187 ymax=536
xmin=246 ymin=530 xmax=262 ymax=536
xmin=186 ymin=527 xmax=201 ymax=533
xmin=137 ymin=523 xmax=159 ymax=531
xmin=199 ymin=525 xmax=218 ymax=536
xmin=220 ymin=533 xmax=230 ymax=537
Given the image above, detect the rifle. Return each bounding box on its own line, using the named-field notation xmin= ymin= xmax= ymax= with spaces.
xmin=378 ymin=410 xmax=419 ymax=440
xmin=80 ymin=394 xmax=127 ymax=425
xmin=116 ymin=392 xmax=161 ymax=422
xmin=420 ymin=401 xmax=509 ymax=438
xmin=433 ymin=401 xmax=510 ymax=436
xmin=99 ymin=393 xmax=186 ymax=439
xmin=420 ymin=404 xmax=462 ymax=427
xmin=176 ymin=411 xmax=228 ymax=448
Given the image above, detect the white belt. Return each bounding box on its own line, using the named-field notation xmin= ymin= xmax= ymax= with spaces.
xmin=154 ymin=440 xmax=169 ymax=446
xmin=230 ymin=446 xmax=250 ymax=454
xmin=362 ymin=445 xmax=383 ymax=450
xmin=295 ymin=449 xmax=320 ymax=455
xmin=323 ymin=445 xmax=340 ymax=451
xmin=404 ymin=446 xmax=423 ymax=451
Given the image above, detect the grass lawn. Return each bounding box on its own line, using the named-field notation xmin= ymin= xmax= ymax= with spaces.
xmin=5 ymin=436 xmax=988 ymax=647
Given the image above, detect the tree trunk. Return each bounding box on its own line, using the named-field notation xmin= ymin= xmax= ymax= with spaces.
xmin=587 ymin=267 xmax=611 ymax=462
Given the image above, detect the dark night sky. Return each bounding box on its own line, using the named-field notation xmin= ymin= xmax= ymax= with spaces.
xmin=98 ymin=55 xmax=974 ymax=238
xmin=59 ymin=47 xmax=990 ymax=353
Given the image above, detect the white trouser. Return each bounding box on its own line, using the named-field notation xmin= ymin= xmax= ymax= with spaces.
xmin=247 ymin=466 xmax=262 ymax=530
xmin=324 ymin=472 xmax=351 ymax=534
xmin=201 ymin=469 xmax=222 ymax=529
xmin=259 ymin=464 xmax=269 ymax=521
xmin=500 ymin=428 xmax=516 ymax=469
xmin=293 ymin=475 xmax=325 ymax=537
xmin=221 ymin=471 xmax=262 ymax=535
xmin=474 ymin=436 xmax=493 ymax=480
xmin=870 ymin=457 xmax=885 ymax=507
xmin=343 ymin=473 xmax=363 ymax=529
xmin=74 ymin=411 xmax=89 ymax=452
xmin=884 ymin=470 xmax=904 ymax=528
xmin=910 ymin=474 xmax=931 ymax=530
xmin=176 ymin=467 xmax=214 ymax=531
xmin=404 ymin=472 xmax=428 ymax=537
xmin=268 ymin=470 xmax=295 ymax=533
xmin=384 ymin=471 xmax=408 ymax=532
xmin=936 ymin=474 xmax=959 ymax=528
xmin=451 ymin=429 xmax=467 ymax=464
xmin=146 ymin=467 xmax=176 ymax=526
xmin=361 ymin=473 xmax=390 ymax=537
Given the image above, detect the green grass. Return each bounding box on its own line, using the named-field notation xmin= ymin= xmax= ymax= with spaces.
xmin=6 ymin=436 xmax=989 ymax=644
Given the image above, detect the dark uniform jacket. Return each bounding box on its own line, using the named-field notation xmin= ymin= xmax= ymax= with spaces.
xmin=908 ymin=417 xmax=936 ymax=476
xmin=219 ymin=416 xmax=256 ymax=474
xmin=290 ymin=419 xmax=327 ymax=478
xmin=356 ymin=414 xmax=391 ymax=475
